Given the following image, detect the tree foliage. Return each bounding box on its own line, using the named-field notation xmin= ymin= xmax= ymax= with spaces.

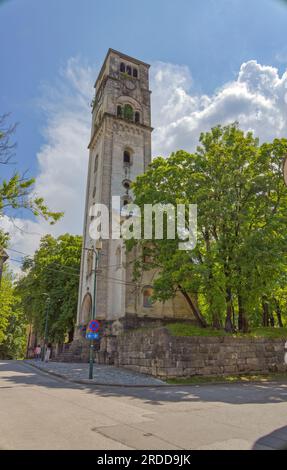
xmin=16 ymin=234 xmax=82 ymax=343
xmin=0 ymin=269 xmax=27 ymax=359
xmin=128 ymin=123 xmax=287 ymax=332
xmin=0 ymin=114 xmax=63 ymax=247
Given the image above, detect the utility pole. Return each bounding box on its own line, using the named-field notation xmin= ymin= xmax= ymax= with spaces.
xmin=41 ymin=295 xmax=50 ymax=361
xmin=89 ymin=240 xmax=102 ymax=380
xmin=0 ymin=249 xmax=9 ymax=288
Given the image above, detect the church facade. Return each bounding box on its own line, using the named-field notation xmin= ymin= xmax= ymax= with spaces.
xmin=76 ymin=49 xmax=193 ymax=335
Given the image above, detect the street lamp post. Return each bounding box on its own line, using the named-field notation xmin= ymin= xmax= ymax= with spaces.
xmin=0 ymin=249 xmax=9 ymax=288
xmin=41 ymin=294 xmax=51 ymax=361
xmin=89 ymin=240 xmax=102 ymax=380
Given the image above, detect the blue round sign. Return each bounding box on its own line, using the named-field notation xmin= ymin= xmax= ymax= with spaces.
xmin=88 ymin=320 xmax=100 ymax=332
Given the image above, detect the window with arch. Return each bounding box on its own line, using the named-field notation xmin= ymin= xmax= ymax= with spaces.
xmin=135 ymin=111 xmax=140 ymax=124
xmin=122 ymin=197 xmax=130 ymax=206
xmin=123 ymin=150 xmax=131 ymax=166
xmin=122 ymin=179 xmax=131 ymax=190
xmin=120 ymin=62 xmax=125 ymax=73
xmin=126 ymin=65 xmax=132 ymax=76
xmin=86 ymin=250 xmax=94 ymax=278
xmin=117 ymin=105 xmax=122 ymax=117
xmin=115 ymin=246 xmax=122 ymax=269
xmin=123 ymin=104 xmax=134 ymax=121
xmin=143 ymin=286 xmax=154 ymax=308
xmin=94 ymin=154 xmax=98 ymax=173
xmin=133 ymin=68 xmax=138 ymax=78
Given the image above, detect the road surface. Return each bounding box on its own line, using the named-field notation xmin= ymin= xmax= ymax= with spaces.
xmin=0 ymin=360 xmax=287 ymax=450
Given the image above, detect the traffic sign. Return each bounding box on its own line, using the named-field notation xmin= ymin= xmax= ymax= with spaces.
xmin=87 ymin=320 xmax=100 ymax=333
xmin=86 ymin=332 xmax=99 ymax=340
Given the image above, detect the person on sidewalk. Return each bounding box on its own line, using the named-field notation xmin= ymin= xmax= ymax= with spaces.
xmin=44 ymin=343 xmax=52 ymax=362
xmin=34 ymin=345 xmax=41 ymax=361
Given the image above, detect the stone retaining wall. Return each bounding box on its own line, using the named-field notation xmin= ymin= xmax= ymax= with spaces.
xmin=98 ymin=328 xmax=287 ymax=378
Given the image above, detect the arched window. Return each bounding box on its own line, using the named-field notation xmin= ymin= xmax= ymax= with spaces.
xmin=133 ymin=68 xmax=138 ymax=78
xmin=93 ymin=185 xmax=97 ymax=198
xmin=135 ymin=111 xmax=140 ymax=124
xmin=117 ymin=105 xmax=122 ymax=117
xmin=126 ymin=65 xmax=132 ymax=76
xmin=86 ymin=249 xmax=94 ymax=278
xmin=123 ymin=150 xmax=131 ymax=166
xmin=120 ymin=62 xmax=125 ymax=73
xmin=122 ymin=179 xmax=131 ymax=190
xmin=123 ymin=104 xmax=134 ymax=121
xmin=116 ymin=246 xmax=122 ymax=268
xmin=143 ymin=286 xmax=154 ymax=308
xmin=94 ymin=155 xmax=98 ymax=173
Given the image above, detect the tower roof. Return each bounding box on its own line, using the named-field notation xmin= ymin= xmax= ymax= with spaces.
xmin=94 ymin=48 xmax=150 ymax=88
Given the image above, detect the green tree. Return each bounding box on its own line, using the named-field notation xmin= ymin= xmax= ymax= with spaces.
xmin=127 ymin=123 xmax=287 ymax=332
xmin=16 ymin=234 xmax=82 ymax=344
xmin=0 ymin=268 xmax=27 ymax=359
xmin=0 ymin=114 xmax=63 ymax=247
xmin=0 ymin=268 xmax=14 ymax=344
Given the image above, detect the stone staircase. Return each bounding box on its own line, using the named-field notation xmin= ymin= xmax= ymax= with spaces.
xmin=53 ymin=340 xmax=89 ymax=363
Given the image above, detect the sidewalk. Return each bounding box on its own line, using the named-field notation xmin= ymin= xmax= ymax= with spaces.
xmin=24 ymin=360 xmax=166 ymax=387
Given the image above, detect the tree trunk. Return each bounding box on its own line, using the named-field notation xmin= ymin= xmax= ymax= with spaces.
xmin=68 ymin=328 xmax=74 ymax=343
xmin=269 ymin=310 xmax=275 ymax=328
xmin=274 ymin=298 xmax=284 ymax=328
xmin=212 ymin=314 xmax=221 ymax=329
xmin=262 ymin=297 xmax=269 ymax=327
xmin=179 ymin=287 xmax=208 ymax=328
xmin=225 ymin=287 xmax=235 ymax=332
xmin=203 ymin=229 xmax=220 ymax=328
xmin=25 ymin=324 xmax=32 ymax=359
xmin=238 ymin=293 xmax=249 ymax=333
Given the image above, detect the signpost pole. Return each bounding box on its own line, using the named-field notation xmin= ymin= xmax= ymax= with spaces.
xmin=41 ymin=295 xmax=50 ymax=361
xmin=89 ymin=241 xmax=102 ymax=380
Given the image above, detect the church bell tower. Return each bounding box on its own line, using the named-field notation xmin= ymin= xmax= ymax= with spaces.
xmin=76 ymin=49 xmax=152 ymax=328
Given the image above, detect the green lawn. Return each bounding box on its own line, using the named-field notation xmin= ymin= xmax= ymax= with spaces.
xmin=166 ymin=323 xmax=287 ymax=339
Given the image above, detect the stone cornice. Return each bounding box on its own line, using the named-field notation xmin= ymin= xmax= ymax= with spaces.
xmin=88 ymin=113 xmax=153 ymax=149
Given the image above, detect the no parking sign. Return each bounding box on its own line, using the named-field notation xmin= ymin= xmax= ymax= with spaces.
xmin=87 ymin=320 xmax=100 ymax=332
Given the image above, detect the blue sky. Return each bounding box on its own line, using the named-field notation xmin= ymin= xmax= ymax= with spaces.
xmin=1 ymin=0 xmax=287 ymax=268
xmin=1 ymin=0 xmax=287 ymax=176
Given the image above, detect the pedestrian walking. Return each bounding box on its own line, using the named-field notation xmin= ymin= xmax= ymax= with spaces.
xmin=34 ymin=345 xmax=41 ymax=361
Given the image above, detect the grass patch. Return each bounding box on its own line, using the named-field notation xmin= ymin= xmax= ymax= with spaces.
xmin=166 ymin=323 xmax=287 ymax=339
xmin=166 ymin=372 xmax=287 ymax=386
xmin=246 ymin=327 xmax=287 ymax=339
xmin=167 ymin=324 xmax=227 ymax=337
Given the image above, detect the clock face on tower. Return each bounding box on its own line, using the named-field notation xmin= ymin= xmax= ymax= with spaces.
xmin=124 ymin=78 xmax=136 ymax=91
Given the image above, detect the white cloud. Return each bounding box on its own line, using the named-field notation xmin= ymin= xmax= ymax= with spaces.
xmin=1 ymin=58 xmax=96 ymax=274
xmin=1 ymin=57 xmax=287 ymax=274
xmin=151 ymin=59 xmax=287 ymax=156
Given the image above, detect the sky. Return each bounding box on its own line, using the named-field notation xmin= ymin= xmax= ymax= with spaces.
xmin=1 ymin=0 xmax=287 ymax=272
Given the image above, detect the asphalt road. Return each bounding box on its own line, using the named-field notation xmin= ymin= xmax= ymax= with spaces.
xmin=0 ymin=360 xmax=287 ymax=450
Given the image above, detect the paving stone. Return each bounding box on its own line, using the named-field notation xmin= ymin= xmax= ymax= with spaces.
xmin=25 ymin=360 xmax=166 ymax=386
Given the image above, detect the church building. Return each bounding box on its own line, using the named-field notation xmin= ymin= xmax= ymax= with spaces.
xmin=76 ymin=49 xmax=193 ymax=336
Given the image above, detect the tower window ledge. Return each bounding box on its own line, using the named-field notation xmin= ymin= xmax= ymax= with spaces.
xmin=120 ymin=72 xmax=138 ymax=80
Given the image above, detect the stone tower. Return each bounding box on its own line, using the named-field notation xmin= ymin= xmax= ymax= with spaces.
xmin=76 ymin=49 xmax=194 ymax=337
xmin=76 ymin=49 xmax=152 ymax=329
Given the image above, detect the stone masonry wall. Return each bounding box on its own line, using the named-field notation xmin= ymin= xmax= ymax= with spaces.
xmin=101 ymin=328 xmax=287 ymax=378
